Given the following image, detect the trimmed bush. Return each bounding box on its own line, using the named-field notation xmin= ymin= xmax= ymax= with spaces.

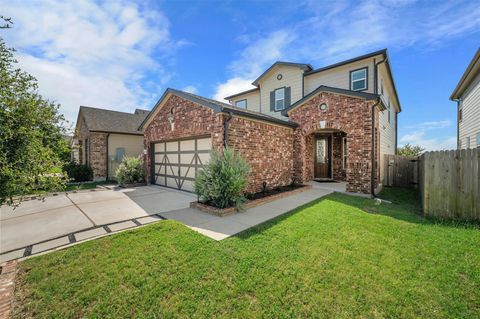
xmin=63 ymin=162 xmax=93 ymax=182
xmin=116 ymin=156 xmax=144 ymax=186
xmin=194 ymin=148 xmax=250 ymax=210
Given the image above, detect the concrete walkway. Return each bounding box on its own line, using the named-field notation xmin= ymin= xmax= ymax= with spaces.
xmin=1 ymin=184 xmax=335 ymax=263
xmin=162 ymin=187 xmax=333 ymax=240
xmin=0 ymin=186 xmax=196 ymax=262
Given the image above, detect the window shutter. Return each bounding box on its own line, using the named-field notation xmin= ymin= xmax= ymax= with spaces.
xmin=270 ymin=91 xmax=275 ymax=111
xmin=285 ymin=87 xmax=291 ymax=108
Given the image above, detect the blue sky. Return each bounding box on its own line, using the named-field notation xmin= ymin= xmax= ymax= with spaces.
xmin=1 ymin=0 xmax=479 ymax=150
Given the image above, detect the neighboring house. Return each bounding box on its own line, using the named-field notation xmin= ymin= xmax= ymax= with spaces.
xmin=140 ymin=49 xmax=401 ymax=195
xmin=450 ymin=48 xmax=480 ymax=149
xmin=73 ymin=106 xmax=149 ymax=181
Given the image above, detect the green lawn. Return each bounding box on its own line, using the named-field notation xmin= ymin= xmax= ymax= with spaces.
xmin=13 ymin=189 xmax=480 ymax=318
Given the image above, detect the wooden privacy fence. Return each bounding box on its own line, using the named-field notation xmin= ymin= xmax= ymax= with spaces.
xmin=419 ymin=149 xmax=479 ymax=222
xmin=383 ymin=154 xmax=419 ymax=188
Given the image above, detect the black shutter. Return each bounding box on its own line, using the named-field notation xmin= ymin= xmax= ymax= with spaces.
xmin=270 ymin=91 xmax=275 ymax=111
xmin=285 ymin=87 xmax=291 ymax=108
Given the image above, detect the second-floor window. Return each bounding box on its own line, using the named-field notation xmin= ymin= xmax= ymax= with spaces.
xmin=275 ymin=87 xmax=285 ymax=111
xmin=350 ymin=68 xmax=367 ymax=91
xmin=235 ymin=99 xmax=247 ymax=109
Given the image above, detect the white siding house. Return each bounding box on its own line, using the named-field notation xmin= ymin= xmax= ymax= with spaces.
xmin=451 ymin=48 xmax=480 ymax=149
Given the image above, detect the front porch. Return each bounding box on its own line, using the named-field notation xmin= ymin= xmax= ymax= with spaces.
xmin=294 ymin=128 xmax=374 ymax=194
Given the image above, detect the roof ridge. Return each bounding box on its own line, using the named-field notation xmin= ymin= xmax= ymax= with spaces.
xmin=80 ymin=105 xmax=148 ymax=116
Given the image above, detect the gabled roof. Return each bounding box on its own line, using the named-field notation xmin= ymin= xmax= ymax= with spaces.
xmin=450 ymin=48 xmax=480 ymax=100
xmin=305 ymin=48 xmax=401 ymax=112
xmin=224 ymin=87 xmax=260 ymax=100
xmin=305 ymin=49 xmax=387 ymax=75
xmin=252 ymin=62 xmax=313 ymax=86
xmin=75 ymin=106 xmax=149 ymax=136
xmin=281 ymin=85 xmax=379 ymax=116
xmin=139 ymin=88 xmax=298 ymax=130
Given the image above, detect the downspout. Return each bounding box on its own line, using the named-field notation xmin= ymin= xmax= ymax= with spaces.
xmin=106 ymin=133 xmax=110 ymax=181
xmin=372 ymin=55 xmax=387 ymax=194
xmin=371 ymin=98 xmax=381 ymax=197
xmin=454 ymin=99 xmax=461 ymax=148
xmin=223 ymin=111 xmax=233 ymax=148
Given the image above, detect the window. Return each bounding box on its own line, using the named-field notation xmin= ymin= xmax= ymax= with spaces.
xmin=477 ymin=133 xmax=480 ymax=147
xmin=274 ymin=87 xmax=285 ymax=111
xmin=235 ymin=99 xmax=247 ymax=109
xmin=342 ymin=137 xmax=348 ymax=169
xmin=116 ymin=147 xmax=125 ymax=162
xmin=350 ymin=68 xmax=367 ymax=91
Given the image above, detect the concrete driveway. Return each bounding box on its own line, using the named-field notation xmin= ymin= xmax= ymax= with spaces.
xmin=0 ymin=186 xmax=195 ymax=254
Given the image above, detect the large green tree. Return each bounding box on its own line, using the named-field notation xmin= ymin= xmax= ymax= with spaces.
xmin=0 ymin=33 xmax=68 ymax=205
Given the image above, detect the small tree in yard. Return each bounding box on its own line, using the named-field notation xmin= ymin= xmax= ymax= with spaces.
xmin=398 ymin=143 xmax=425 ymax=157
xmin=0 ymin=35 xmax=69 ymax=206
xmin=194 ymin=148 xmax=250 ymax=210
xmin=115 ymin=156 xmax=144 ymax=186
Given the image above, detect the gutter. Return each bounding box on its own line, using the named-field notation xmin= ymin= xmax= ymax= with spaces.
xmin=223 ymin=111 xmax=233 ymax=148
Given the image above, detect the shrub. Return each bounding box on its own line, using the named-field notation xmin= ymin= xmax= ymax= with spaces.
xmin=116 ymin=156 xmax=144 ymax=186
xmin=63 ymin=162 xmax=93 ymax=182
xmin=194 ymin=148 xmax=250 ymax=210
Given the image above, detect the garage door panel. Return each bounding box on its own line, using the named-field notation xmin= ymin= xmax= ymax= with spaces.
xmin=197 ymin=138 xmax=211 ymax=151
xmin=180 ymin=139 xmax=195 ymax=151
xmin=180 ymin=153 xmax=195 ymax=164
xmin=166 ymin=141 xmax=178 ymax=152
xmin=180 ymin=166 xmax=195 ymax=178
xmin=155 ymin=143 xmax=165 ymax=153
xmin=197 ymin=153 xmax=210 ymax=166
xmin=154 ymin=165 xmax=166 ymax=175
xmin=166 ymin=153 xmax=178 ymax=164
xmin=154 ymin=154 xmax=165 ymax=163
xmin=152 ymin=137 xmax=210 ymax=192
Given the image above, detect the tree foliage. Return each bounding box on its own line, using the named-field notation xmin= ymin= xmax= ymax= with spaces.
xmin=398 ymin=143 xmax=425 ymax=157
xmin=0 ymin=37 xmax=68 ymax=205
xmin=194 ymin=148 xmax=250 ymax=210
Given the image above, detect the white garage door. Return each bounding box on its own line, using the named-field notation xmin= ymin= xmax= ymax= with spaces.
xmin=152 ymin=136 xmax=211 ymax=191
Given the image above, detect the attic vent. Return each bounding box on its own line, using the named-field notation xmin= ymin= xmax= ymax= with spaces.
xmin=277 ymin=74 xmax=283 ymax=80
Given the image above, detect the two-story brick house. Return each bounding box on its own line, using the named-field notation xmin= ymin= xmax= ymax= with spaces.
xmin=141 ymin=49 xmax=401 ymax=195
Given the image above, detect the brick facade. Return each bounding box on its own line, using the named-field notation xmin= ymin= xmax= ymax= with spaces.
xmin=143 ymin=95 xmax=295 ymax=193
xmin=227 ymin=117 xmax=294 ymax=193
xmin=144 ymin=92 xmax=378 ymax=195
xmin=288 ymin=92 xmax=378 ymax=193
xmin=89 ymin=132 xmax=108 ymax=181
xmin=143 ymin=95 xmax=225 ymax=184
xmin=75 ymin=119 xmax=108 ymax=181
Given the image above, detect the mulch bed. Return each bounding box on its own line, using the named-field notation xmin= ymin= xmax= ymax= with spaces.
xmin=191 ymin=184 xmax=311 ymax=217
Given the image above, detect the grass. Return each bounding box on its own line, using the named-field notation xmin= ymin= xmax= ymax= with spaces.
xmin=64 ymin=181 xmax=115 ymax=192
xmin=13 ymin=188 xmax=480 ymax=318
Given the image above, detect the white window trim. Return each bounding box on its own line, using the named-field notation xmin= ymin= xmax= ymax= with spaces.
xmin=350 ymin=68 xmax=367 ymax=91
xmin=235 ymin=99 xmax=247 ymax=109
xmin=274 ymin=87 xmax=285 ymax=111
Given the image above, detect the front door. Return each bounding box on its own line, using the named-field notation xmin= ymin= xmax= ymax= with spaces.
xmin=314 ymin=135 xmax=331 ymax=179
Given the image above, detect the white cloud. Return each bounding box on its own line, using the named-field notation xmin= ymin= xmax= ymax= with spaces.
xmin=400 ymin=120 xmax=455 ymax=150
xmin=1 ymin=0 xmax=182 ymax=128
xmin=212 ymin=77 xmax=256 ymax=102
xmin=181 ymin=85 xmax=198 ymax=94
xmin=213 ymin=0 xmax=480 ymax=99
xmin=400 ymin=131 xmax=456 ymax=151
